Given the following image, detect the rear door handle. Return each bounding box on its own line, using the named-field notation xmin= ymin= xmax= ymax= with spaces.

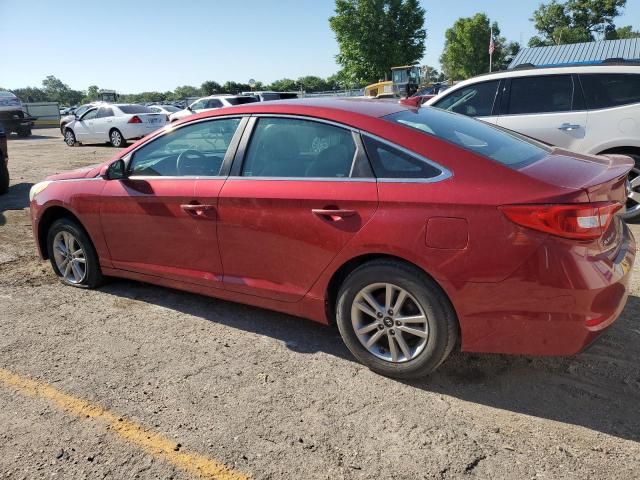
xmin=181 ymin=203 xmax=215 ymax=216
xmin=312 ymin=208 xmax=357 ymax=221
xmin=558 ymin=123 xmax=581 ymax=131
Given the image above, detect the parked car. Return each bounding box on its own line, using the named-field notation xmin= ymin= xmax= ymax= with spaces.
xmin=241 ymin=91 xmax=299 ymax=101
xmin=147 ymin=104 xmax=181 ymax=121
xmin=426 ymin=64 xmax=640 ymax=220
xmin=63 ymin=104 xmax=166 ymax=147
xmin=29 ymin=99 xmax=635 ymax=378
xmin=168 ymin=95 xmax=259 ymax=122
xmin=0 ymin=91 xmax=34 ymax=137
xmin=0 ymin=123 xmax=8 ymax=194
xmin=60 ymin=103 xmax=102 ymax=135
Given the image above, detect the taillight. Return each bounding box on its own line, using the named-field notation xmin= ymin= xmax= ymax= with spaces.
xmin=128 ymin=115 xmax=142 ymax=124
xmin=500 ymin=202 xmax=622 ymax=240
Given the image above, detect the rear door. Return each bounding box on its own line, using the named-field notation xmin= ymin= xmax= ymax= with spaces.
xmin=216 ymin=115 xmax=378 ymax=302
xmin=497 ymin=74 xmax=588 ymax=151
xmin=430 ymin=80 xmax=501 ymax=125
xmin=93 ymin=106 xmax=114 ymax=141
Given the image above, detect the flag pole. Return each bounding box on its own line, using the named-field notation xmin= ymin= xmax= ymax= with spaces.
xmin=489 ymin=25 xmax=493 ymax=73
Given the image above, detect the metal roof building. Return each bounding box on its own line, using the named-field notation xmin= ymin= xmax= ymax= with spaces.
xmin=508 ymin=38 xmax=640 ymax=69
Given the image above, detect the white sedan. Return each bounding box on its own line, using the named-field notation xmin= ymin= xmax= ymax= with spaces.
xmin=63 ymin=104 xmax=167 ymax=147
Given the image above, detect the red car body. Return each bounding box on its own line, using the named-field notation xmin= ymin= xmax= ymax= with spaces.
xmin=30 ymin=99 xmax=636 ymax=357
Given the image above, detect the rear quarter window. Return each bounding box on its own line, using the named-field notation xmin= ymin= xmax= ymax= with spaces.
xmin=580 ymin=73 xmax=640 ymax=109
xmin=386 ymin=108 xmax=550 ymax=169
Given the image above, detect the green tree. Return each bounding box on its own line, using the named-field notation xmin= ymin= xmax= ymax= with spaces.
xmin=40 ymin=75 xmax=83 ymax=105
xmin=329 ymin=0 xmax=426 ymax=85
xmin=201 ymin=81 xmax=221 ymax=95
xmin=173 ymin=85 xmax=202 ymax=99
xmin=297 ymin=76 xmax=330 ymax=92
xmin=10 ymin=87 xmax=48 ymax=103
xmin=269 ymin=78 xmax=299 ymax=92
xmin=440 ymin=14 xmax=513 ymax=79
xmin=607 ymin=24 xmax=640 ymax=39
xmin=529 ymin=0 xmax=627 ymax=46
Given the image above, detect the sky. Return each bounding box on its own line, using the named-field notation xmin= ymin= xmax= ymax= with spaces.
xmin=1 ymin=0 xmax=639 ymax=93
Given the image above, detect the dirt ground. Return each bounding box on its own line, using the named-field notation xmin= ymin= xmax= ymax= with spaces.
xmin=0 ymin=129 xmax=639 ymax=480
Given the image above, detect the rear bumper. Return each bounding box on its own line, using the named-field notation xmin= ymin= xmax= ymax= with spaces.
xmin=458 ymin=221 xmax=636 ymax=356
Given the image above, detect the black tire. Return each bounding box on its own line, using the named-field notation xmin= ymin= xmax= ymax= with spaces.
xmin=623 ymin=154 xmax=640 ymax=223
xmin=17 ymin=126 xmax=31 ymax=137
xmin=109 ymin=129 xmax=127 ymax=148
xmin=336 ymin=260 xmax=458 ymax=379
xmin=64 ymin=128 xmax=76 ymax=146
xmin=0 ymin=161 xmax=8 ymax=195
xmin=46 ymin=218 xmax=103 ymax=288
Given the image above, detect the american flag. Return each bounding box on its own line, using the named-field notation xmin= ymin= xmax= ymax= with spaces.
xmin=489 ymin=36 xmax=495 ymax=55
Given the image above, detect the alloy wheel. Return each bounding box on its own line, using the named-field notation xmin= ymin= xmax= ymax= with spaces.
xmin=351 ymin=282 xmax=429 ymax=363
xmin=52 ymin=231 xmax=87 ymax=284
xmin=111 ymin=130 xmax=122 ymax=147
xmin=626 ymin=166 xmax=640 ymax=217
xmin=64 ymin=130 xmax=75 ymax=146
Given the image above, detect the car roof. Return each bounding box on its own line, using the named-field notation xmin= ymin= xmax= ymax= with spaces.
xmin=232 ymin=97 xmax=407 ymax=117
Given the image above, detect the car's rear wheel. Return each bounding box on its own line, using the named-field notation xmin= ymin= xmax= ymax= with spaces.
xmin=336 ymin=260 xmax=458 ymax=379
xmin=47 ymin=218 xmax=102 ymax=288
xmin=64 ymin=129 xmax=76 ymax=146
xmin=17 ymin=126 xmax=31 ymax=137
xmin=623 ymin=154 xmax=640 ymax=222
xmin=109 ymin=129 xmax=127 ymax=148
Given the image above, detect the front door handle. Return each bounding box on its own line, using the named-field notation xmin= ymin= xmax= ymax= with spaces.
xmin=181 ymin=203 xmax=215 ymax=217
xmin=558 ymin=123 xmax=582 ymax=131
xmin=312 ymin=208 xmax=357 ymax=221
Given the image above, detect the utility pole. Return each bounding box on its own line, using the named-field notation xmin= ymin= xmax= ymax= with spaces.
xmin=489 ymin=25 xmax=494 ymax=73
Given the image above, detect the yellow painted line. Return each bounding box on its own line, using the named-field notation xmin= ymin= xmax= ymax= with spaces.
xmin=0 ymin=368 xmax=248 ymax=480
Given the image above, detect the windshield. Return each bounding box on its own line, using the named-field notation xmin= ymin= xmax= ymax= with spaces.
xmin=385 ymin=108 xmax=550 ymax=169
xmin=118 ymin=105 xmax=155 ymax=114
xmin=226 ymin=96 xmax=259 ymax=105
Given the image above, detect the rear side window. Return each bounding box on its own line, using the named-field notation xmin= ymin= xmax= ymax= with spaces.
xmin=508 ymin=75 xmax=573 ymax=114
xmin=386 ymin=108 xmax=549 ymax=169
xmin=118 ymin=105 xmax=154 ymax=114
xmin=242 ymin=117 xmax=356 ymax=178
xmin=363 ymin=136 xmax=442 ymax=179
xmin=96 ymin=107 xmax=114 ymax=118
xmin=432 ymin=80 xmax=499 ymax=117
xmin=580 ymin=74 xmax=640 ymax=109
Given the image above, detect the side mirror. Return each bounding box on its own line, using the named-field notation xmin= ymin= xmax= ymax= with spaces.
xmin=101 ymin=159 xmax=126 ymax=180
xmin=186 ymin=105 xmax=193 ymax=112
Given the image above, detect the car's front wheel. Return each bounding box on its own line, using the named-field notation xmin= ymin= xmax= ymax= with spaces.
xmin=109 ymin=129 xmax=127 ymax=148
xmin=336 ymin=260 xmax=458 ymax=379
xmin=47 ymin=218 xmax=102 ymax=288
xmin=623 ymin=154 xmax=640 ymax=222
xmin=0 ymin=161 xmax=9 ymax=195
xmin=64 ymin=129 xmax=76 ymax=146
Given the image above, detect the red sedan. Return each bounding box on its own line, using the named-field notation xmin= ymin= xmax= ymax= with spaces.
xmin=29 ymin=99 xmax=636 ymax=378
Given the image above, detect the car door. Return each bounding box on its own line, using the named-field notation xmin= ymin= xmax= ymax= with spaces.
xmin=99 ymin=116 xmax=245 ymax=287
xmin=73 ymin=108 xmax=98 ymax=142
xmin=216 ymin=115 xmax=379 ymax=302
xmin=497 ymin=74 xmax=588 ymax=151
xmin=430 ymin=80 xmax=501 ymax=125
xmin=93 ymin=106 xmax=114 ymax=141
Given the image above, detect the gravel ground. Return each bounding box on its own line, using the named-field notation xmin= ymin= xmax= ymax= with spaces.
xmin=0 ymin=129 xmax=639 ymax=479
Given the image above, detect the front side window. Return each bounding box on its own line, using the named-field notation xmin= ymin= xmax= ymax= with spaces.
xmin=242 ymin=117 xmax=356 ymax=178
xmin=433 ymin=80 xmax=499 ymax=117
xmin=81 ymin=109 xmax=98 ymax=120
xmin=508 ymin=75 xmax=573 ymax=114
xmin=580 ymin=73 xmax=640 ymax=109
xmin=204 ymin=99 xmax=223 ymax=109
xmin=75 ymin=105 xmax=91 ymax=117
xmin=129 ymin=117 xmax=241 ymax=176
xmin=386 ymin=107 xmax=549 ymax=169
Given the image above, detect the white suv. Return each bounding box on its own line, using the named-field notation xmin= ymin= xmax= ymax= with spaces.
xmin=426 ymin=65 xmax=640 ymax=220
xmin=169 ymin=94 xmax=259 ymax=122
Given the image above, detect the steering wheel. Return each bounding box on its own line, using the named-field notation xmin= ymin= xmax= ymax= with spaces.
xmin=176 ymin=149 xmax=207 ymax=176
